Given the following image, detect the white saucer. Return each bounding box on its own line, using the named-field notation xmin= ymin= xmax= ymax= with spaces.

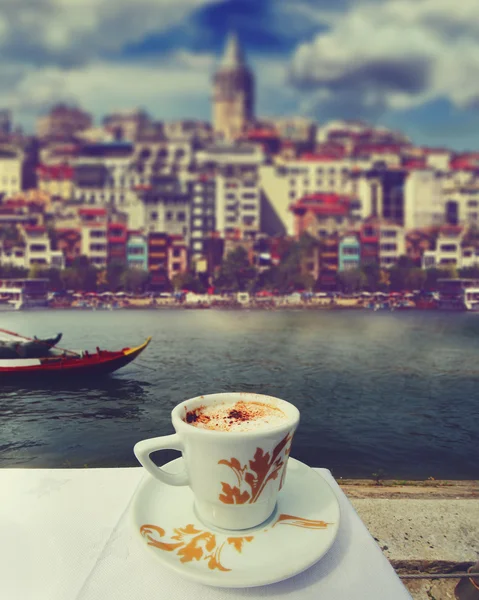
xmin=131 ymin=457 xmax=340 ymax=588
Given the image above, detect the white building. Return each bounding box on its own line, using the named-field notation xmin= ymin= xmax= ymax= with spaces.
xmin=0 ymin=145 xmax=23 ymax=198
xmin=20 ymin=225 xmax=65 ymax=269
xmin=403 ymin=170 xmax=444 ymax=230
xmin=378 ymin=223 xmax=406 ymax=268
xmin=421 ymin=227 xmax=465 ymax=269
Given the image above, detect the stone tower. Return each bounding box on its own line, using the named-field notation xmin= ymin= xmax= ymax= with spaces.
xmin=212 ymin=32 xmax=255 ymax=142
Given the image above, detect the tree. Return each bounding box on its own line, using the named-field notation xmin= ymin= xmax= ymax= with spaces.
xmin=120 ymin=269 xmax=149 ymax=293
xmin=215 ymin=247 xmax=257 ymax=291
xmin=338 ymin=268 xmax=367 ymax=293
xmin=171 ymin=271 xmax=204 ymax=293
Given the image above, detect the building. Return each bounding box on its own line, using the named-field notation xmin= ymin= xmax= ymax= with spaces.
xmin=0 ymin=144 xmax=23 ymax=197
xmin=339 ymin=235 xmax=361 ymax=271
xmin=107 ymin=222 xmax=128 ymax=264
xmin=212 ymin=33 xmax=254 ymax=141
xmin=318 ymin=235 xmax=339 ymax=288
xmin=359 ymin=219 xmax=380 ymax=265
xmin=147 ymin=232 xmax=169 ymax=289
xmin=36 ymin=104 xmax=92 ymax=139
xmin=421 ymin=225 xmax=464 ymax=269
xmin=289 ymin=193 xmax=355 ymax=240
xmin=126 ymin=233 xmax=148 ymax=271
xmin=103 ymin=109 xmax=150 ymax=142
xmin=20 ymin=225 xmax=64 ymax=269
xmin=187 ymin=174 xmax=217 ymax=264
xmin=378 ymin=222 xmax=406 ymax=268
xmin=136 ymin=175 xmax=190 ymax=241
xmin=37 ymin=164 xmax=74 ymax=200
xmin=79 ymin=208 xmax=108 ymax=268
xmin=72 ymin=142 xmax=134 ymax=208
xmin=167 ymin=235 xmax=188 ymax=281
xmin=56 ymin=228 xmax=82 ymax=266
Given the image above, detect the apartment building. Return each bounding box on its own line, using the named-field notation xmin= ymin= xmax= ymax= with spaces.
xmin=37 ymin=164 xmax=74 ymax=200
xmin=187 ymin=174 xmax=216 ymax=263
xmin=126 ymin=233 xmax=148 ymax=271
xmin=338 ymin=235 xmax=361 ymax=271
xmin=421 ymin=225 xmax=464 ymax=269
xmin=72 ymin=142 xmax=134 ymax=208
xmin=79 ymin=208 xmax=108 ymax=268
xmin=378 ymin=223 xmax=406 ymax=268
xmin=137 ymin=175 xmax=190 ymax=242
xmin=167 ymin=235 xmax=188 ymax=281
xmin=21 ymin=225 xmax=64 ymax=269
xmin=0 ymin=145 xmax=23 ymax=197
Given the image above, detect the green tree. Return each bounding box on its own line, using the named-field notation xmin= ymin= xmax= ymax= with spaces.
xmin=120 ymin=269 xmax=149 ymax=293
xmin=361 ymin=262 xmax=381 ymax=291
xmin=338 ymin=268 xmax=367 ymax=293
xmin=215 ymin=247 xmax=257 ymax=291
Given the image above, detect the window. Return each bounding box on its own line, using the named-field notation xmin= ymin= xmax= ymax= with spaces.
xmin=342 ymin=247 xmax=359 ymax=256
xmin=381 ymin=230 xmax=397 ymax=238
xmin=468 ymin=200 xmax=478 ymax=207
xmin=193 ymin=241 xmax=202 ymax=251
xmin=380 ymin=243 xmax=397 ymax=252
xmin=173 ymin=248 xmax=181 ymax=258
xmin=193 ymin=218 xmax=202 ymax=227
xmin=128 ymin=247 xmax=144 ymax=255
xmin=30 ymin=244 xmax=47 ymax=252
xmin=166 ymin=211 xmax=173 ymax=221
xmin=90 ymin=244 xmax=107 ymax=252
xmin=439 ymin=244 xmax=457 ymax=252
xmin=242 ymin=193 xmax=257 ymax=199
xmin=172 ymin=262 xmax=181 ymax=271
xmin=316 ymin=180 xmax=323 ymax=187
xmin=226 ymin=193 xmax=236 ymax=199
xmin=150 ymin=212 xmax=158 ymax=221
xmin=243 ymin=204 xmax=256 ymax=212
xmin=177 ymin=212 xmax=186 ymax=222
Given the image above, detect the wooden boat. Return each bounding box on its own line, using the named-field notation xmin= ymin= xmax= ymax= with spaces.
xmin=0 ymin=337 xmax=152 ymax=380
xmin=0 ymin=333 xmax=62 ymax=358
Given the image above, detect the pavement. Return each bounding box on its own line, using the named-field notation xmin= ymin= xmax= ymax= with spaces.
xmin=339 ymin=479 xmax=479 ymax=599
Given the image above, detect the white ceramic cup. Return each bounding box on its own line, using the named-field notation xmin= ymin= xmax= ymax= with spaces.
xmin=134 ymin=392 xmax=300 ymax=530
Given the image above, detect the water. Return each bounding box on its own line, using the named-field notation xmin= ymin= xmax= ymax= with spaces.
xmin=0 ymin=309 xmax=478 ymax=479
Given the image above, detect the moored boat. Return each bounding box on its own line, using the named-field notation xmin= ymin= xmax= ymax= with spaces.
xmin=0 ymin=337 xmax=152 ymax=380
xmin=0 ymin=333 xmax=62 ymax=358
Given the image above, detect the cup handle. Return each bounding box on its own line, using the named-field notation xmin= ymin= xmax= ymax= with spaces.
xmin=134 ymin=434 xmax=189 ymax=486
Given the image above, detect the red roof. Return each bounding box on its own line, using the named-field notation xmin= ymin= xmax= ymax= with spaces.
xmin=37 ymin=164 xmax=74 ymax=180
xmin=24 ymin=225 xmax=46 ymax=233
xmin=290 ymin=193 xmax=350 ymax=216
xmin=402 ymin=158 xmax=426 ymax=170
xmin=246 ymin=129 xmax=278 ymax=139
xmin=79 ymin=208 xmax=107 ymax=216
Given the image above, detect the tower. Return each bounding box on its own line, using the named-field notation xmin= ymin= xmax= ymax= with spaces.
xmin=212 ymin=32 xmax=255 ymax=142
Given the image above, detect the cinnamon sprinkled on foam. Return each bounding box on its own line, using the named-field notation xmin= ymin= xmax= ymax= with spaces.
xmin=185 ymin=400 xmax=287 ymax=432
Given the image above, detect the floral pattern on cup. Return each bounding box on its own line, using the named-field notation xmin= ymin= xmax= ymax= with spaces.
xmin=217 ymin=433 xmax=293 ymax=505
xmin=140 ymin=515 xmax=331 ymax=572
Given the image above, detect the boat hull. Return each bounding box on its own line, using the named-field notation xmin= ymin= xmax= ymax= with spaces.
xmin=0 ymin=337 xmax=151 ymax=380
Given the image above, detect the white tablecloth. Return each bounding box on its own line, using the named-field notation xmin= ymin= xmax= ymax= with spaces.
xmin=0 ymin=467 xmax=411 ymax=600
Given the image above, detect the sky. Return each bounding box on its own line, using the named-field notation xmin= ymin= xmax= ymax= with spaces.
xmin=2 ymin=0 xmax=479 ymax=150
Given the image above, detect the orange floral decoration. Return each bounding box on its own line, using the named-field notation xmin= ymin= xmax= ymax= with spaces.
xmin=140 ymin=523 xmax=253 ymax=571
xmin=140 ymin=514 xmax=331 ymax=572
xmin=218 ymin=432 xmax=293 ymax=504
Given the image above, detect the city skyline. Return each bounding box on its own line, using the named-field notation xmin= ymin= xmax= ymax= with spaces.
xmin=2 ymin=0 xmax=479 ymax=150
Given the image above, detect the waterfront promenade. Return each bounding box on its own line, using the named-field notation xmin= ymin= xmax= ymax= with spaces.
xmin=342 ymin=478 xmax=479 ymax=599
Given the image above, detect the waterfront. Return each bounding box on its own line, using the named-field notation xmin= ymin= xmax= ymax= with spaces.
xmin=0 ymin=309 xmax=478 ymax=479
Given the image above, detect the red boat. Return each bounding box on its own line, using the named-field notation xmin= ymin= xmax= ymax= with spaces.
xmin=0 ymin=337 xmax=151 ymax=380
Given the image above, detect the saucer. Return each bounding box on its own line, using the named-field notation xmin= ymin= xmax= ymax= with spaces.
xmin=131 ymin=457 xmax=340 ymax=588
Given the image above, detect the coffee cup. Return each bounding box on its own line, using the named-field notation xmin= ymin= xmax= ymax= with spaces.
xmin=134 ymin=392 xmax=300 ymax=530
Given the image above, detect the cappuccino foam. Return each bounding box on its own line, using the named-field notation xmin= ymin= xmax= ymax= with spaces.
xmin=185 ymin=400 xmax=287 ymax=432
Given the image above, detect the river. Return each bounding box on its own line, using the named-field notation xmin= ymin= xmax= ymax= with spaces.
xmin=1 ymin=309 xmax=478 ymax=479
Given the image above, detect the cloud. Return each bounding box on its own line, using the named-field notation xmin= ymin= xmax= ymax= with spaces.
xmin=3 ymin=51 xmax=215 ymax=128
xmin=0 ymin=0 xmax=221 ymax=68
xmin=287 ymin=0 xmax=479 ymax=119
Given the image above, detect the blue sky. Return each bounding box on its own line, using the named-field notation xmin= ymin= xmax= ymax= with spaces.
xmin=2 ymin=0 xmax=479 ymax=150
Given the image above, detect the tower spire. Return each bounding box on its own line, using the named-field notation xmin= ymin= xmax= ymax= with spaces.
xmin=221 ymin=31 xmax=244 ymax=69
